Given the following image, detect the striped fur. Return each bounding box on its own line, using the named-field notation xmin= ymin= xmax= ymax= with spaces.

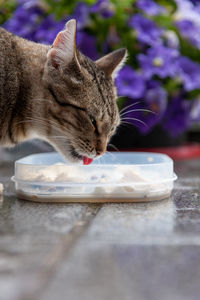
xmin=0 ymin=21 xmax=126 ymax=162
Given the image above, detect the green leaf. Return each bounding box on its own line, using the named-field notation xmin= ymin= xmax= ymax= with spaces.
xmin=111 ymin=0 xmax=137 ymax=9
xmin=84 ymin=0 xmax=96 ymax=4
xmin=0 ymin=0 xmax=17 ymax=25
xmin=117 ymin=97 xmax=127 ymax=111
xmin=153 ymin=14 xmax=174 ymax=30
xmin=187 ymin=89 xmax=200 ymax=100
xmin=44 ymin=0 xmax=80 ymax=18
xmin=178 ymin=35 xmax=200 ymax=64
xmin=157 ymin=0 xmax=177 ymax=13
xmin=163 ymin=77 xmax=182 ymax=93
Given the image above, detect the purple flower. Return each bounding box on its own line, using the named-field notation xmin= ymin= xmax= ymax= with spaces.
xmin=195 ymin=4 xmax=200 ymax=14
xmin=129 ymin=14 xmax=162 ymax=46
xmin=35 ymin=15 xmax=66 ymax=44
xmin=163 ymin=30 xmax=179 ymax=49
xmin=176 ymin=20 xmax=200 ymax=49
xmin=4 ymin=1 xmax=45 ymax=41
xmin=138 ymin=45 xmax=179 ymax=79
xmin=136 ymin=0 xmax=166 ymax=16
xmin=115 ymin=66 xmax=146 ymax=99
xmin=190 ymin=0 xmax=199 ymax=4
xmin=175 ymin=0 xmax=200 ymax=26
xmin=121 ymin=82 xmax=167 ymax=134
xmin=190 ymin=98 xmax=200 ymax=123
xmin=162 ymin=95 xmax=192 ymax=137
xmin=145 ymin=82 xmax=167 ymax=115
xmin=72 ymin=2 xmax=90 ymax=30
xmin=142 ymin=85 xmax=167 ymax=133
xmin=177 ymin=56 xmax=200 ymax=91
xmin=90 ymin=0 xmax=115 ymax=18
xmin=107 ymin=26 xmax=121 ymax=48
xmin=77 ymin=31 xmax=99 ymax=60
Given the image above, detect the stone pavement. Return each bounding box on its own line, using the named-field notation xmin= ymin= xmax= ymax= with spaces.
xmin=0 ymin=140 xmax=200 ymax=300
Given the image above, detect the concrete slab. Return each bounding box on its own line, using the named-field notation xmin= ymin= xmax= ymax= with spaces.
xmin=0 ymin=142 xmax=200 ymax=300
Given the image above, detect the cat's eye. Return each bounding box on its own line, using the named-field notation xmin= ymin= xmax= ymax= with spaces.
xmin=90 ymin=115 xmax=96 ymax=125
xmin=89 ymin=115 xmax=98 ymax=134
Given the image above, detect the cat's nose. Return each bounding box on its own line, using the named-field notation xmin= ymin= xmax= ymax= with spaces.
xmin=96 ymin=139 xmax=107 ymax=156
xmin=96 ymin=149 xmax=104 ymax=156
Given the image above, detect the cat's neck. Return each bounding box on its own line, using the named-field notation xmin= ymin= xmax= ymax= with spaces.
xmin=9 ymin=36 xmax=51 ymax=144
xmin=14 ymin=36 xmax=50 ymax=99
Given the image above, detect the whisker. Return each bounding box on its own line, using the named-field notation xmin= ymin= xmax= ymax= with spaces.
xmin=32 ymin=116 xmax=70 ymax=134
xmin=119 ymin=101 xmax=142 ymax=114
xmin=16 ymin=117 xmax=70 ymax=139
xmin=105 ymin=150 xmax=115 ymax=159
xmin=97 ymin=156 xmax=101 ymax=165
xmin=121 ymin=118 xmax=148 ymax=127
xmin=120 ymin=108 xmax=156 ymax=117
xmin=121 ymin=117 xmax=148 ymax=126
xmin=94 ymin=156 xmax=100 ymax=165
xmin=108 ymin=143 xmax=120 ymax=152
xmin=31 ymin=117 xmax=70 ymax=137
xmin=101 ymin=155 xmax=105 ymax=165
xmin=120 ymin=122 xmax=134 ymax=129
xmin=98 ymin=154 xmax=104 ymax=165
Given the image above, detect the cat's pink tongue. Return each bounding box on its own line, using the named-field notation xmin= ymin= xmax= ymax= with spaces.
xmin=83 ymin=156 xmax=93 ymax=165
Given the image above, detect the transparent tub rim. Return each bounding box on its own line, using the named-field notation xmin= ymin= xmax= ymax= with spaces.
xmin=14 ymin=152 xmax=174 ymax=168
xmin=11 ymin=173 xmax=177 ymax=187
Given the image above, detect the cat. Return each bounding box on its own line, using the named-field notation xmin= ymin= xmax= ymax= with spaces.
xmin=0 ymin=19 xmax=127 ymax=164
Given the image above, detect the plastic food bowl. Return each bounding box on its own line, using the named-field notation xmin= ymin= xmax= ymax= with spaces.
xmin=12 ymin=152 xmax=177 ymax=203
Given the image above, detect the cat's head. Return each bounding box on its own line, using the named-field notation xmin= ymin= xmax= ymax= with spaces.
xmin=42 ymin=19 xmax=127 ymax=163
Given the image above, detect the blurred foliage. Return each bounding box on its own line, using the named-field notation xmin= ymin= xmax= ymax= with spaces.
xmin=2 ymin=0 xmax=200 ymax=135
xmin=0 ymin=0 xmax=16 ymax=24
xmin=45 ymin=0 xmax=96 ymax=19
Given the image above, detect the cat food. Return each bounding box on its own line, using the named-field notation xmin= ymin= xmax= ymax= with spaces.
xmin=12 ymin=152 xmax=177 ymax=203
xmin=0 ymin=183 xmax=3 ymax=194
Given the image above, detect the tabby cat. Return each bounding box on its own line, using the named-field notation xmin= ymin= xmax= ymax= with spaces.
xmin=0 ymin=19 xmax=127 ymax=164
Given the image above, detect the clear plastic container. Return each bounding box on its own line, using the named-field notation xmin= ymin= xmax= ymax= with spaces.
xmin=12 ymin=152 xmax=177 ymax=203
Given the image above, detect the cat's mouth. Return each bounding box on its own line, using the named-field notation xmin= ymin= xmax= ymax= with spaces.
xmin=69 ymin=145 xmax=93 ymax=165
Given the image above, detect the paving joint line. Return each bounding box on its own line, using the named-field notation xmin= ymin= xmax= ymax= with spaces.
xmin=19 ymin=203 xmax=101 ymax=300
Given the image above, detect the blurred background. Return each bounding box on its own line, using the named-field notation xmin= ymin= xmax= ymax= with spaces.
xmin=1 ymin=0 xmax=200 ymax=152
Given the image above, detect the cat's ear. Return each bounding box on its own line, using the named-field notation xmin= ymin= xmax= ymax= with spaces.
xmin=48 ymin=19 xmax=79 ymax=69
xmin=96 ymin=48 xmax=127 ymax=78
